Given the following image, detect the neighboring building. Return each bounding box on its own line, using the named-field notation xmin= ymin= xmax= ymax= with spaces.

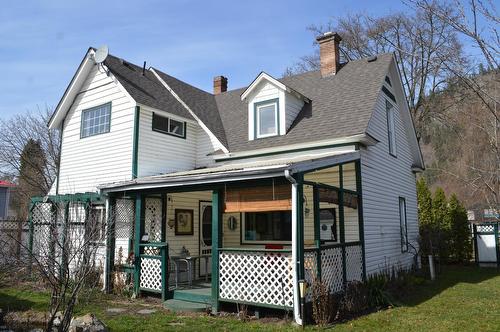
xmin=33 ymin=32 xmax=424 ymax=324
xmin=0 ymin=181 xmax=15 ymax=219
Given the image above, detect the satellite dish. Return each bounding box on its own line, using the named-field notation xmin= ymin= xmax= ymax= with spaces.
xmin=94 ymin=45 xmax=109 ymax=64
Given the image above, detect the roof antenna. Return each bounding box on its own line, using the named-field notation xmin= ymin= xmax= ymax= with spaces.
xmin=142 ymin=61 xmax=146 ymax=75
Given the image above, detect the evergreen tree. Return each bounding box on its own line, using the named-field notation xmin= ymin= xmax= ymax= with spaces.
xmin=432 ymin=187 xmax=450 ymax=262
xmin=417 ymin=178 xmax=434 ymax=256
xmin=448 ymin=194 xmax=472 ymax=263
xmin=16 ymin=139 xmax=47 ymax=219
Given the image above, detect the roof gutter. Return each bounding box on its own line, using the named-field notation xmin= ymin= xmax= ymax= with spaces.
xmin=284 ymin=169 xmax=297 ymax=185
xmin=215 ymin=134 xmax=374 ymax=162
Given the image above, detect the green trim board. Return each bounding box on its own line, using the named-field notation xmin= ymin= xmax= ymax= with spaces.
xmin=211 ymin=189 xmax=222 ymax=313
xmin=132 ymin=105 xmax=140 ymax=179
xmin=133 ymin=193 xmax=143 ymax=296
xmin=105 ymin=196 xmax=116 ymax=293
xmin=253 ymin=98 xmax=280 ymax=139
xmin=338 ymin=164 xmax=347 ymax=285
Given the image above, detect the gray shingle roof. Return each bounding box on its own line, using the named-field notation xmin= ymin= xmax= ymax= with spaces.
xmin=215 ymin=53 xmax=393 ymax=152
xmin=103 ymin=54 xmax=194 ymax=120
xmin=105 ymin=52 xmax=393 ymax=153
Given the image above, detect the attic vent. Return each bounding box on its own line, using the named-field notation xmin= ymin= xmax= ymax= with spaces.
xmin=367 ymin=56 xmax=377 ymax=62
xmin=385 ymin=76 xmax=392 ymax=86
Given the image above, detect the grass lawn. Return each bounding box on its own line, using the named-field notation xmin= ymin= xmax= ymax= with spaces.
xmin=1 ymin=265 xmax=499 ymax=331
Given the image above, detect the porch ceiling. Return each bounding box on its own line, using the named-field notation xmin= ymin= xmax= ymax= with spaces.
xmin=98 ymin=150 xmax=360 ymax=193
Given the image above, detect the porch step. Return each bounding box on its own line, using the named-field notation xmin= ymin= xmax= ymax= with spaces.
xmin=173 ymin=287 xmax=212 ymax=304
xmin=164 ymin=299 xmax=210 ymax=313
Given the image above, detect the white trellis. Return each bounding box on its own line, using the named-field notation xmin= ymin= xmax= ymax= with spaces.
xmin=140 ymin=257 xmax=162 ymax=291
xmin=320 ymin=246 xmax=344 ymax=293
xmin=144 ymin=197 xmax=162 ymax=243
xmin=345 ymin=244 xmax=364 ymax=282
xmin=219 ymin=250 xmax=294 ymax=308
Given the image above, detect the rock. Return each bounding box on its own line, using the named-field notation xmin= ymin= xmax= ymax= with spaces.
xmin=105 ymin=308 xmax=126 ymax=314
xmin=137 ymin=309 xmax=156 ymax=315
xmin=69 ymin=314 xmax=107 ymax=332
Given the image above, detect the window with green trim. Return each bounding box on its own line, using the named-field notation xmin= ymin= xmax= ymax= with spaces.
xmin=255 ymin=100 xmax=278 ymax=138
xmin=152 ymin=112 xmax=186 ymax=138
xmin=81 ymin=103 xmax=111 ymax=138
xmin=386 ymin=100 xmax=397 ymax=156
xmin=399 ymin=197 xmax=408 ymax=252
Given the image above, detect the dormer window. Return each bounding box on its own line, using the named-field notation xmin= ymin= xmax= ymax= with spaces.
xmin=255 ymin=99 xmax=279 ymax=138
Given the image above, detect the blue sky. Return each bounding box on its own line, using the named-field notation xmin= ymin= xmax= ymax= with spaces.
xmin=0 ymin=0 xmax=409 ymax=118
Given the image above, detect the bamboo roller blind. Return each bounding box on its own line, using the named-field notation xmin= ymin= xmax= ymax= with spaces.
xmin=224 ymin=184 xmax=292 ymax=212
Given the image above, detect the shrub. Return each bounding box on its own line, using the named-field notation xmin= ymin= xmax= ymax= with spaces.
xmin=366 ymin=273 xmax=392 ymax=308
xmin=340 ymin=281 xmax=369 ymax=315
xmin=310 ymin=278 xmax=333 ymax=326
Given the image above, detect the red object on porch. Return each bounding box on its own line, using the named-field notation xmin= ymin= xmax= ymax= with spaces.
xmin=265 ymin=244 xmax=283 ymax=250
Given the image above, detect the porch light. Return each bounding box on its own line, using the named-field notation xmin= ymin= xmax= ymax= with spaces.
xmin=298 ymin=279 xmax=307 ymax=328
xmin=298 ymin=279 xmax=307 ymax=299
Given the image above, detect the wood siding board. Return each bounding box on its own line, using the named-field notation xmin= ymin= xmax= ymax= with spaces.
xmin=361 ymin=91 xmax=418 ymax=275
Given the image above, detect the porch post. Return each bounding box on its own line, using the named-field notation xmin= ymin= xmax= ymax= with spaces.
xmin=339 ymin=164 xmax=347 ymax=286
xmin=313 ymin=186 xmax=321 ymax=279
xmin=211 ymin=188 xmax=222 ymax=313
xmin=292 ymin=173 xmax=304 ymax=325
xmin=355 ymin=160 xmax=367 ymax=280
xmin=133 ymin=193 xmax=143 ymax=296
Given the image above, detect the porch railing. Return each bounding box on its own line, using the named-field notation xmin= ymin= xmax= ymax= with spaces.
xmin=304 ymin=242 xmax=364 ymax=296
xmin=138 ymin=242 xmax=168 ymax=300
xmin=218 ymin=248 xmax=294 ymax=309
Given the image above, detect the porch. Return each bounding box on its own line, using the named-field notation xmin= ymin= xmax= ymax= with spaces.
xmin=28 ymin=152 xmax=366 ymax=324
xmin=102 ymin=152 xmax=365 ymax=321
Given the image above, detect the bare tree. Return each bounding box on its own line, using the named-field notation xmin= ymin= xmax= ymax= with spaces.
xmin=285 ymin=6 xmax=466 ymax=135
xmin=410 ymin=0 xmax=499 ymax=218
xmin=0 ymin=199 xmax=111 ymax=331
xmin=0 ymin=108 xmax=60 ymax=218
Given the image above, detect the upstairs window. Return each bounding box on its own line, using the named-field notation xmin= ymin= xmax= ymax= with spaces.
xmin=399 ymin=197 xmax=408 ymax=252
xmin=81 ymin=103 xmax=111 ymax=138
xmin=255 ymin=99 xmax=279 ymax=138
xmin=386 ymin=100 xmax=397 ymax=156
xmin=152 ymin=112 xmax=186 ymax=138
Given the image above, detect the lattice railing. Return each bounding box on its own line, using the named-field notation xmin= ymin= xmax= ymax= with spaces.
xmin=320 ymin=246 xmax=344 ymax=293
xmin=345 ymin=244 xmax=363 ymax=282
xmin=304 ymin=242 xmax=364 ymax=297
xmin=219 ymin=249 xmax=294 ymax=308
xmin=144 ymin=197 xmax=162 ymax=243
xmin=140 ymin=257 xmax=162 ymax=291
xmin=476 ymin=224 xmax=495 ymax=233
xmin=138 ymin=243 xmax=168 ymax=298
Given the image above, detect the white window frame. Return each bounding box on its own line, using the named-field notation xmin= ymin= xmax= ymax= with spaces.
xmin=386 ymin=100 xmax=397 ymax=157
xmin=255 ymin=99 xmax=279 ymax=138
xmin=80 ymin=102 xmax=111 ymax=138
xmin=152 ymin=112 xmax=186 ymax=139
xmin=399 ymin=197 xmax=408 ymax=252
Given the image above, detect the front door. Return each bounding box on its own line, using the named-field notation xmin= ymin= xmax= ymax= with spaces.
xmin=199 ymin=201 xmax=212 ymax=277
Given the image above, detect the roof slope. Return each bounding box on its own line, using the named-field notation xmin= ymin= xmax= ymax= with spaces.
xmin=215 ymin=53 xmax=393 ymax=152
xmin=152 ymin=69 xmax=228 ymax=147
xmin=103 ymin=54 xmax=193 ymax=120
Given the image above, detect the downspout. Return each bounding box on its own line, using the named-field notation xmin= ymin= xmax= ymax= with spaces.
xmin=285 ymin=169 xmax=302 ymax=325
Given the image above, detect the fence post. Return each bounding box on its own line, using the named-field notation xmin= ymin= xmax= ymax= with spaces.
xmin=28 ymin=201 xmax=35 ymax=276
xmin=161 ymin=244 xmax=168 ymax=301
xmin=339 ymin=165 xmax=347 ymax=287
xmin=133 ymin=193 xmax=143 ymax=297
xmin=313 ymin=186 xmax=322 ymax=280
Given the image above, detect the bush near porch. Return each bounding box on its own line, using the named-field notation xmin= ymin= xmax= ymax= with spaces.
xmin=1 ymin=265 xmax=499 ymax=331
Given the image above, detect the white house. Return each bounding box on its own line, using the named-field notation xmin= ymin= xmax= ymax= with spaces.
xmin=31 ymin=32 xmax=424 ymax=324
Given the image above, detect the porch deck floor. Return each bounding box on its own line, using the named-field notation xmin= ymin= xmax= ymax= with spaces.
xmin=172 ymin=281 xmax=212 ymax=304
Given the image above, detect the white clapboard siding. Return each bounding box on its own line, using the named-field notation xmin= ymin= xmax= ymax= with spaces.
xmin=57 ymin=65 xmax=135 ymax=194
xmin=284 ymin=93 xmax=304 ymax=132
xmin=361 ymin=91 xmax=418 ymax=275
xmin=137 ymin=107 xmax=197 ymax=177
xmin=195 ymin=127 xmax=218 ymax=168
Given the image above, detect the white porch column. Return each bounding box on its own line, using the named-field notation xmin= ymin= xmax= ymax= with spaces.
xmin=291 ymin=181 xmax=302 ymax=325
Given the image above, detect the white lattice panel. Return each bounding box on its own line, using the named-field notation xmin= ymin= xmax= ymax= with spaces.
xmin=145 ymin=198 xmax=162 ymax=242
xmin=345 ymin=245 xmax=363 ymax=282
xmin=140 ymin=257 xmax=162 ymax=291
xmin=477 ymin=225 xmax=495 ymax=233
xmin=304 ymin=250 xmax=318 ymax=302
xmin=321 ymin=246 xmax=344 ymax=293
xmin=219 ymin=251 xmax=294 ymax=308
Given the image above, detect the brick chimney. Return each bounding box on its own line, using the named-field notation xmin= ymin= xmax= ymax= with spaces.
xmin=316 ymin=32 xmax=342 ymax=77
xmin=213 ymin=76 xmax=228 ymax=94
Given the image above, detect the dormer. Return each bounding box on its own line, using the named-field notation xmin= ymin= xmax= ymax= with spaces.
xmin=241 ymin=72 xmax=310 ymax=140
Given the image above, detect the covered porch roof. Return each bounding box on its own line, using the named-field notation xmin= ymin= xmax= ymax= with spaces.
xmin=98 ymin=150 xmax=360 ymax=193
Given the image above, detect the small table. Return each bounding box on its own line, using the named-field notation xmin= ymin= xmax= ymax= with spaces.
xmin=170 ymin=255 xmax=211 ymax=288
